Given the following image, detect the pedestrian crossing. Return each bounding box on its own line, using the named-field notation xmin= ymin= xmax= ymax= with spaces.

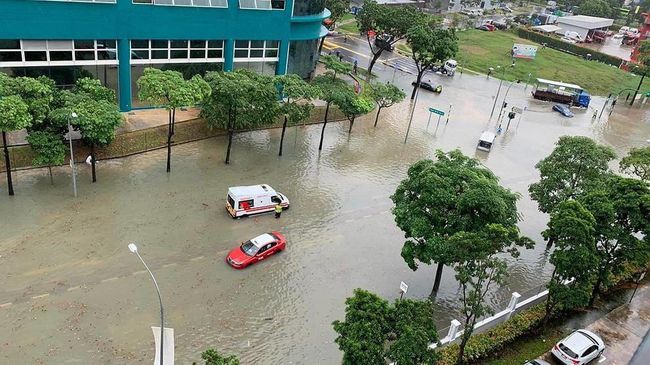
xmin=380 ymin=56 xmax=419 ymax=76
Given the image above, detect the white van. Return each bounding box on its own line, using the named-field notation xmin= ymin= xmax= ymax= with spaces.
xmin=477 ymin=131 xmax=496 ymax=152
xmin=226 ymin=184 xmax=290 ymax=218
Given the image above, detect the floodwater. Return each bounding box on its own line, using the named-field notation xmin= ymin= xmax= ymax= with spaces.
xmin=1 ymin=71 xmax=649 ymax=365
xmin=582 ymin=35 xmax=633 ymax=61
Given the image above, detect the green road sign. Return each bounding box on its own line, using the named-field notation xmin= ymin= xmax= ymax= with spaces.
xmin=429 ymin=107 xmax=445 ymax=116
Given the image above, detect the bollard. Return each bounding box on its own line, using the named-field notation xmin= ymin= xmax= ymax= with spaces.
xmin=446 ymin=319 xmax=462 ymax=342
xmin=506 ymin=292 xmax=521 ymax=319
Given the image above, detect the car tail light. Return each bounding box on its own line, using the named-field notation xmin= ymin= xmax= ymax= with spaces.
xmin=571 ymin=360 xmax=580 ymax=365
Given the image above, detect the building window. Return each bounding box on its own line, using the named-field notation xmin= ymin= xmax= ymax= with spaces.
xmin=0 ymin=40 xmax=117 ymax=67
xmin=239 ymin=0 xmax=285 ymax=10
xmin=132 ymin=0 xmax=228 ymax=7
xmin=38 ymin=0 xmax=116 ymax=3
xmin=292 ymin=0 xmax=325 ymax=16
xmin=233 ymin=40 xmax=279 ymax=61
xmin=130 ymin=40 xmax=224 ymax=64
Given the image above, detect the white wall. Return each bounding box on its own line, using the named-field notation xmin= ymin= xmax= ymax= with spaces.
xmin=555 ymin=24 xmax=589 ymax=40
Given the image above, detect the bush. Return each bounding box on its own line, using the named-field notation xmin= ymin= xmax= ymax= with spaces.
xmin=438 ymin=305 xmax=547 ymax=365
xmin=515 ymin=28 xmax=623 ymax=67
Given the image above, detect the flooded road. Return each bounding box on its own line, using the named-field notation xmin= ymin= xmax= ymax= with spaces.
xmin=1 ymin=71 xmax=649 ymax=365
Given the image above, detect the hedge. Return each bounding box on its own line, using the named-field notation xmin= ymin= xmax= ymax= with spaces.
xmin=515 ymin=28 xmax=624 ymax=67
xmin=438 ymin=305 xmax=547 ymax=365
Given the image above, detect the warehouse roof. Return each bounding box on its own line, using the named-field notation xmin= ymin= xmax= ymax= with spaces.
xmin=557 ymin=15 xmax=614 ymax=30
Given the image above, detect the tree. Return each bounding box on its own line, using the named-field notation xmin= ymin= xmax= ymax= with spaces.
xmin=192 ymin=348 xmax=239 ymax=365
xmin=529 ymin=136 xmax=616 ymax=214
xmin=542 ymin=200 xmax=599 ymax=325
xmin=332 ymin=289 xmax=440 ymax=365
xmin=406 ymin=25 xmax=458 ymax=99
xmin=26 ymin=131 xmax=66 ymax=185
xmin=336 ymin=91 xmax=374 ymax=133
xmin=620 ymin=146 xmax=650 ymax=182
xmin=579 ymin=175 xmax=650 ymax=306
xmin=577 ymin=0 xmax=612 ymax=18
xmin=332 ymin=289 xmax=393 ymax=365
xmin=311 ymin=73 xmax=351 ymax=151
xmin=63 ymin=78 xmax=122 ymax=182
xmin=318 ymin=0 xmax=352 ymax=52
xmin=445 ymin=224 xmax=531 ymax=365
xmin=320 ymin=54 xmax=354 ymax=80
xmin=356 ymin=0 xmax=427 ymax=77
xmin=137 ymin=68 xmax=210 ymax=172
xmin=386 ymin=299 xmax=440 ymax=365
xmin=369 ymin=82 xmax=405 ymax=127
xmin=391 ymin=150 xmax=523 ymax=293
xmin=202 ymin=69 xmax=280 ymax=164
xmin=0 ymin=94 xmax=32 ymax=195
xmin=276 ymin=74 xmax=320 ymax=156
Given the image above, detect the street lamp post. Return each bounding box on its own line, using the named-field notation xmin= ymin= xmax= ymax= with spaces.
xmin=404 ymin=69 xmax=430 ymax=144
xmin=496 ymin=79 xmax=521 ymax=124
xmin=68 ymin=112 xmax=78 ymax=198
xmin=630 ymin=66 xmax=646 ymax=106
xmin=489 ymin=62 xmax=515 ymax=121
xmin=128 ymin=243 xmax=164 ymax=365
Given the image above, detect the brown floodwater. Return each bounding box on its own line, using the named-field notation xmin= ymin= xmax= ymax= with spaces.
xmin=1 ymin=71 xmax=648 ymax=365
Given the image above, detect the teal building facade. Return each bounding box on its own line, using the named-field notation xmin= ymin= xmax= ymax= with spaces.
xmin=0 ymin=0 xmax=330 ymax=111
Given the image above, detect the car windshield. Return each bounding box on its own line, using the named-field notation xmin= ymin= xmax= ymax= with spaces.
xmin=241 ymin=240 xmax=259 ymax=256
xmin=559 ymin=343 xmax=578 ymax=358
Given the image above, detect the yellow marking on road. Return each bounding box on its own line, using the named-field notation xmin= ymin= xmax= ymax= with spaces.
xmin=133 ymin=270 xmax=147 ymax=275
xmin=0 ymin=302 xmax=12 ymax=309
xmin=163 ymin=263 xmax=178 ymax=268
xmin=31 ymin=293 xmax=50 ymax=300
xmin=323 ymin=41 xmax=370 ymax=59
xmin=190 ymin=256 xmax=205 ymax=261
xmin=67 ymin=286 xmax=81 ymax=292
xmin=101 ymin=277 xmax=119 ymax=283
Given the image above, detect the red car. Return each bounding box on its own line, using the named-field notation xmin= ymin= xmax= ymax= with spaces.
xmin=226 ymin=232 xmax=286 ymax=269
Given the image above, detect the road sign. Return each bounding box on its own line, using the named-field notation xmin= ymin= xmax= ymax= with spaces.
xmin=399 ymin=281 xmax=408 ymax=294
xmin=429 ymin=107 xmax=445 ymax=116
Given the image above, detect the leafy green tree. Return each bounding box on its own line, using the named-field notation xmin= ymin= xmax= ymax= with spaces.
xmin=58 ymin=78 xmax=122 ymax=182
xmin=311 ymin=74 xmax=352 ymax=151
xmin=202 ymin=69 xmax=280 ymax=164
xmin=333 ymin=289 xmax=393 ymax=365
xmin=369 ymin=82 xmax=405 ymax=127
xmin=276 ymin=74 xmax=320 ymax=156
xmin=192 ymin=348 xmax=239 ymax=365
xmin=320 ymin=54 xmax=354 ymax=80
xmin=336 ymin=91 xmax=375 ymax=133
xmin=620 ymin=146 xmax=650 ymax=182
xmin=6 ymin=75 xmax=55 ymax=129
xmin=386 ymin=299 xmax=440 ymax=365
xmin=326 ymin=0 xmax=349 ymax=25
xmin=391 ymin=150 xmax=523 ymax=293
xmin=445 ymin=224 xmax=531 ymax=365
xmin=542 ymin=200 xmax=599 ymax=325
xmin=529 ymin=136 xmax=616 ymax=214
xmin=577 ymin=0 xmax=612 ymax=18
xmin=332 ymin=289 xmax=440 ymax=365
xmin=579 ymin=175 xmax=650 ymax=306
xmin=26 ymin=130 xmax=66 ymax=185
xmin=406 ymin=25 xmax=458 ymax=99
xmin=356 ymin=0 xmax=427 ymax=77
xmin=137 ymin=68 xmax=210 ymax=172
xmin=0 ymin=94 xmax=32 ymax=195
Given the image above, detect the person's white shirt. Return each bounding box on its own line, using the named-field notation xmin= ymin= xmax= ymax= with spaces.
xmin=85 ymin=155 xmax=93 ymax=165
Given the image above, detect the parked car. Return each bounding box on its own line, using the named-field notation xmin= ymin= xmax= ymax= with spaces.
xmin=493 ymin=20 xmax=508 ymax=29
xmin=477 ymin=24 xmax=496 ymax=31
xmin=553 ymin=104 xmax=574 ymax=117
xmin=374 ymin=36 xmax=393 ymax=51
xmin=523 ymin=360 xmax=551 ymax=365
xmin=551 ymin=329 xmax=605 ymax=365
xmin=226 ymin=232 xmax=286 ymax=269
xmin=411 ymin=80 xmax=442 ymax=93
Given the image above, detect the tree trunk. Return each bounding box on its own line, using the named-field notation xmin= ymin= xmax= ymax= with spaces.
xmin=432 ymin=261 xmax=445 ymax=292
xmin=225 ymin=105 xmax=235 ymax=164
xmin=589 ymin=275 xmax=603 ymax=307
xmin=543 ymin=269 xmax=557 ymax=326
xmin=318 ymin=101 xmax=331 ymax=151
xmin=411 ymin=70 xmax=424 ymax=100
xmin=279 ymin=115 xmax=288 ymax=156
xmin=2 ymin=131 xmax=14 ymax=196
xmin=373 ymin=106 xmax=382 ymax=127
xmin=318 ymin=35 xmax=327 ymax=54
xmin=90 ymin=143 xmax=97 ymax=183
xmin=456 ymin=318 xmax=475 ymax=365
xmin=166 ymin=109 xmax=173 ymax=173
xmin=348 ymin=117 xmax=355 ymax=133
xmin=48 ymin=166 xmax=54 ymax=185
xmin=366 ymin=50 xmax=383 ymax=82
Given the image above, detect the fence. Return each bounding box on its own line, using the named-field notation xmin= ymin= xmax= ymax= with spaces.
xmin=0 ymin=105 xmax=346 ymax=173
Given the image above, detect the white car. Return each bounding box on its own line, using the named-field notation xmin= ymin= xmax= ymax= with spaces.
xmin=551 ymin=329 xmax=605 ymax=365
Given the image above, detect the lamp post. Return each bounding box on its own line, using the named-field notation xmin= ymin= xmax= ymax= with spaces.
xmin=68 ymin=112 xmax=78 ymax=198
xmin=496 ymin=79 xmax=521 ymax=124
xmin=404 ymin=69 xmax=431 ymax=144
xmin=489 ymin=62 xmax=515 ymax=121
xmin=630 ymin=66 xmax=647 ymax=106
xmin=128 ymin=243 xmax=164 ymax=365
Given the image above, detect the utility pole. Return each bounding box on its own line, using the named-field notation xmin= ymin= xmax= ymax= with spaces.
xmin=68 ymin=113 xmax=78 ymax=198
xmin=630 ymin=68 xmax=646 ymax=106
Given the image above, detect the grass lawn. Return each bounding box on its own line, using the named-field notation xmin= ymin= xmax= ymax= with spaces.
xmin=337 ymin=21 xmax=359 ymax=35
xmin=481 ymin=327 xmax=566 ymax=365
xmin=457 ymin=29 xmax=650 ymax=96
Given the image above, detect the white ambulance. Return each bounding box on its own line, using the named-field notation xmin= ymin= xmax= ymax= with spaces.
xmin=226 ymin=184 xmax=290 ymax=218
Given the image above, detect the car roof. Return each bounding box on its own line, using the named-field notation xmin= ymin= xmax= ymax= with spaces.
xmin=250 ymin=233 xmax=276 ymax=248
xmin=526 ymin=360 xmax=551 ymax=365
xmin=563 ymin=330 xmax=599 ymax=353
xmin=480 ymin=131 xmax=496 ymax=141
xmin=228 ymin=184 xmax=277 ymax=198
